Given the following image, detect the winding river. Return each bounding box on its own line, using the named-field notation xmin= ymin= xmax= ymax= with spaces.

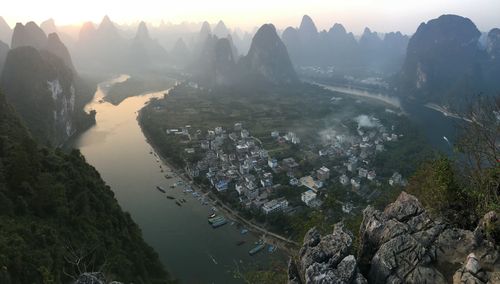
xmin=72 ymin=76 xmax=283 ymax=283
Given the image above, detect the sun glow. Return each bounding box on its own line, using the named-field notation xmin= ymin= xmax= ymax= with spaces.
xmin=3 ymin=0 xmax=500 ymax=33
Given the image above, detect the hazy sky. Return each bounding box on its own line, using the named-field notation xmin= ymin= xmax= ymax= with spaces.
xmin=3 ymin=0 xmax=500 ymax=34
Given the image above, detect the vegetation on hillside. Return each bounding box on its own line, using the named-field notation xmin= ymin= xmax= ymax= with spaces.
xmin=407 ymin=96 xmax=499 ymax=237
xmin=0 ymin=92 xmax=172 ymax=283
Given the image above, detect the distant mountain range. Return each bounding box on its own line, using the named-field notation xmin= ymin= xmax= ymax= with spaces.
xmin=397 ymin=14 xmax=500 ymax=105
xmin=282 ymin=15 xmax=409 ymax=75
xmin=191 ymin=23 xmax=298 ymax=87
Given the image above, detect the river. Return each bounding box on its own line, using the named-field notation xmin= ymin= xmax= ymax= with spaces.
xmin=72 ymin=75 xmax=283 ymax=283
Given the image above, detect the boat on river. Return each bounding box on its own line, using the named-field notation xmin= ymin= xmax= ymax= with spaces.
xmin=166 ymin=196 xmax=175 ymax=200
xmin=175 ymin=201 xmax=182 ymax=206
xmin=249 ymin=242 xmax=265 ymax=255
xmin=236 ymin=240 xmax=246 ymax=246
xmin=208 ymin=216 xmax=225 ymax=224
xmin=211 ymin=219 xmax=228 ymax=228
xmin=156 ymin=186 xmax=166 ymax=193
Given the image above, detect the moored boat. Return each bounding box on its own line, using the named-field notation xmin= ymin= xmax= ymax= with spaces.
xmin=249 ymin=242 xmax=265 ymax=255
xmin=166 ymin=196 xmax=175 ymax=200
xmin=156 ymin=186 xmax=166 ymax=193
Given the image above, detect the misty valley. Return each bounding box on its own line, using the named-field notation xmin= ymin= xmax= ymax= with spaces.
xmin=0 ymin=6 xmax=498 ymax=284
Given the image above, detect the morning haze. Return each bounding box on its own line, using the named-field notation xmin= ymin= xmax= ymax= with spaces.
xmin=0 ymin=1 xmax=498 ymax=284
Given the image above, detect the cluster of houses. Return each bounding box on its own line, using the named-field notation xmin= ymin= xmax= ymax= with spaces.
xmin=181 ymin=123 xmax=296 ymax=215
xmin=167 ymin=116 xmax=407 ymax=216
xmin=317 ymin=116 xmax=407 ymax=196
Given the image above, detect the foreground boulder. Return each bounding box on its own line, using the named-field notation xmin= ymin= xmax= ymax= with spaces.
xmin=288 ymin=223 xmax=367 ymax=284
xmin=359 ymin=192 xmax=499 ymax=283
xmin=289 ymin=192 xmax=499 ymax=283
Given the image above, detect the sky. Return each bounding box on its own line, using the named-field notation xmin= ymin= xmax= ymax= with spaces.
xmin=3 ymin=0 xmax=500 ymax=34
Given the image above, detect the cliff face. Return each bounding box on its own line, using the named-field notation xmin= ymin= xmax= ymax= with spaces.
xmin=289 ymin=192 xmax=500 ymax=283
xmin=1 ymin=46 xmax=79 ymax=144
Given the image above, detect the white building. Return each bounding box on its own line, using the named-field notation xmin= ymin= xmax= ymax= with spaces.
xmin=367 ymin=170 xmax=377 ymax=181
xmin=271 ymin=131 xmax=280 ymax=138
xmin=268 ymin=158 xmax=278 ymax=168
xmin=262 ymin=198 xmax=288 ymax=214
xmin=339 ymin=174 xmax=350 ymax=186
xmin=301 ymin=190 xmax=317 ymax=206
xmin=351 ymin=177 xmax=361 ymax=189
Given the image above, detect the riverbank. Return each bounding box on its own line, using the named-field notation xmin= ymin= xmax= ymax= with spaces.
xmin=137 ymin=106 xmax=300 ymax=257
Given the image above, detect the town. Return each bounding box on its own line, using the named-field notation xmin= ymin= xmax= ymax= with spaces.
xmin=164 ymin=114 xmax=408 ymax=217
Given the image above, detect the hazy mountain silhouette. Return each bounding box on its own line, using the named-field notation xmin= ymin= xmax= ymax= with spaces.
xmin=282 ymin=15 xmax=409 ymax=74
xmin=40 ymin=18 xmax=57 ymax=34
xmin=241 ymin=24 xmax=297 ymax=84
xmin=170 ymin=37 xmax=191 ymax=68
xmin=11 ymin=22 xmax=47 ymax=50
xmin=0 ymin=16 xmax=12 ymax=45
xmin=129 ymin=21 xmax=168 ymax=68
xmin=0 ymin=40 xmax=8 ymax=72
xmin=213 ymin=20 xmax=230 ymax=38
xmin=47 ymin=32 xmax=76 ymax=73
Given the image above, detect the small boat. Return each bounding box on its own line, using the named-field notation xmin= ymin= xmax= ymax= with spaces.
xmin=236 ymin=240 xmax=245 ymax=246
xmin=209 ymin=213 xmax=216 ymax=218
xmin=211 ymin=219 xmax=228 ymax=228
xmin=170 ymin=185 xmax=175 ymax=188
xmin=164 ymin=175 xmax=172 ymax=179
xmin=175 ymin=201 xmax=182 ymax=206
xmin=208 ymin=216 xmax=225 ymax=224
xmin=240 ymin=229 xmax=248 ymax=235
xmin=249 ymin=242 xmax=265 ymax=255
xmin=180 ymin=198 xmax=187 ymax=203
xmin=166 ymin=196 xmax=175 ymax=200
xmin=156 ymin=186 xmax=166 ymax=193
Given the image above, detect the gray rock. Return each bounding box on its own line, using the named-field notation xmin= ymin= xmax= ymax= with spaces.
xmin=289 ymin=223 xmax=367 ymax=284
xmin=74 ymin=272 xmax=105 ymax=284
xmin=359 ymin=191 xmax=499 ymax=283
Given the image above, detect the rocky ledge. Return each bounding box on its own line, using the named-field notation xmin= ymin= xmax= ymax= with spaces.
xmin=289 ymin=192 xmax=499 ymax=284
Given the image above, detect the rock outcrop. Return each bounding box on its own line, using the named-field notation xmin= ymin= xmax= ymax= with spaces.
xmin=289 ymin=192 xmax=499 ymax=283
xmin=74 ymin=273 xmax=124 ymax=284
xmin=289 ymin=223 xmax=367 ymax=284
xmin=359 ymin=192 xmax=499 ymax=283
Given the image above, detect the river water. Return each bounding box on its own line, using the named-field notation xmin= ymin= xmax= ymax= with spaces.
xmin=72 ymin=76 xmax=282 ymax=283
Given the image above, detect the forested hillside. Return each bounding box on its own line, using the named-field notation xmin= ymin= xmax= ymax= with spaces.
xmin=0 ymin=92 xmax=172 ymax=283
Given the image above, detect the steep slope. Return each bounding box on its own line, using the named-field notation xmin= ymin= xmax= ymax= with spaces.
xmin=46 ymin=32 xmax=76 ymax=73
xmin=241 ymin=24 xmax=298 ymax=84
xmin=0 ymin=16 xmax=11 ymax=45
xmin=0 ymin=92 xmax=171 ymax=283
xmin=129 ymin=21 xmax=169 ymax=68
xmin=0 ymin=40 xmax=8 ymax=72
xmin=0 ymin=46 xmax=92 ymax=145
xmin=398 ymin=14 xmax=484 ymax=104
